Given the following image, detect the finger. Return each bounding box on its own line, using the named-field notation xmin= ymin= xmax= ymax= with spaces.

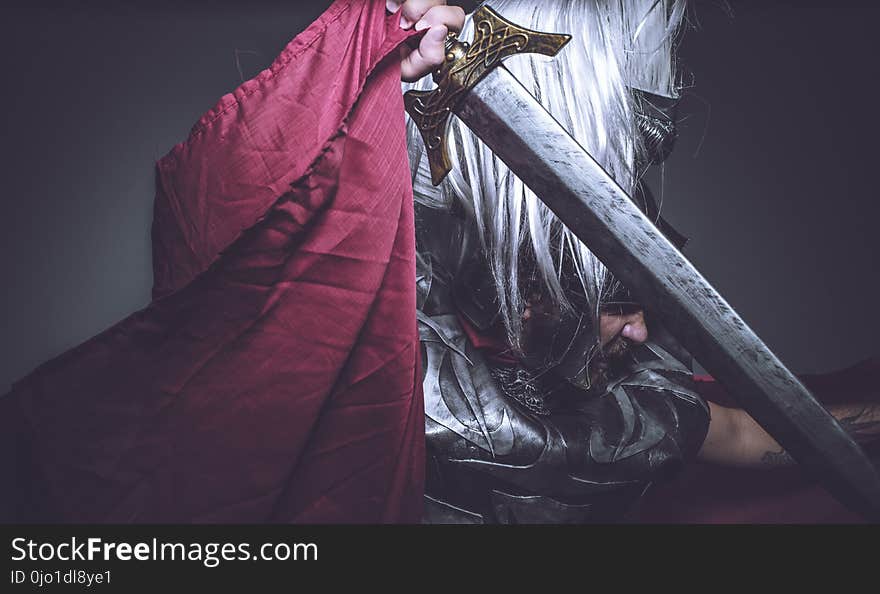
xmin=386 ymin=1 xmax=404 ymax=13
xmin=400 ymin=24 xmax=448 ymax=82
xmin=399 ymin=0 xmax=446 ymax=29
xmin=414 ymin=5 xmax=465 ymax=33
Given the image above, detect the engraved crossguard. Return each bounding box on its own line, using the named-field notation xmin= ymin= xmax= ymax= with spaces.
xmin=403 ymin=5 xmax=571 ymax=185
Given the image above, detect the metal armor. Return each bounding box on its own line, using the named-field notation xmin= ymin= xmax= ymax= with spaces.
xmin=415 ymin=189 xmax=711 ymax=524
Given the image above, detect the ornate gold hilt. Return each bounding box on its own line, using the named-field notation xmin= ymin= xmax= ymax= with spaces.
xmin=403 ymin=5 xmax=571 ymax=185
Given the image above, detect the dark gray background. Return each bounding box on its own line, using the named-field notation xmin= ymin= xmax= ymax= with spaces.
xmin=1 ymin=1 xmax=877 ymax=393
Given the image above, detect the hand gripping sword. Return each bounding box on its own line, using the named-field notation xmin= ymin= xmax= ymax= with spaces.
xmin=404 ymin=5 xmax=880 ymax=520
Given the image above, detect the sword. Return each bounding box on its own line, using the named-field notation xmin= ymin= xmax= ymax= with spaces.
xmin=404 ymin=5 xmax=880 ymax=520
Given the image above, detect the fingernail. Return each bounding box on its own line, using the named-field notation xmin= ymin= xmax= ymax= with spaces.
xmin=414 ymin=19 xmax=429 ymax=31
xmin=400 ymin=16 xmax=413 ymax=29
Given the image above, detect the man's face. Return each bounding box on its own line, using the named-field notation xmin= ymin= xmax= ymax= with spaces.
xmin=589 ymin=307 xmax=649 ymax=386
xmin=521 ymin=298 xmax=649 ymax=388
xmin=599 ymin=307 xmax=648 ymax=350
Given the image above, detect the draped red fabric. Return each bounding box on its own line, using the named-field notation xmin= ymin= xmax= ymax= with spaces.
xmin=3 ymin=0 xmax=425 ymax=523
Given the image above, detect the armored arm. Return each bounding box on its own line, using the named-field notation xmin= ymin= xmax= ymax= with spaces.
xmin=420 ymin=310 xmax=711 ymax=523
xmin=414 ymin=203 xmax=710 ymax=523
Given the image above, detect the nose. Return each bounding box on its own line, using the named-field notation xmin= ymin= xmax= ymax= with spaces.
xmin=620 ymin=310 xmax=648 ymax=344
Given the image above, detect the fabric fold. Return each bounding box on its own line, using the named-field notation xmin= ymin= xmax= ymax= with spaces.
xmin=4 ymin=0 xmax=425 ymax=524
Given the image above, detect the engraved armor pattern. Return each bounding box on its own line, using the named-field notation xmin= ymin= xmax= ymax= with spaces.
xmin=416 ymin=202 xmax=711 ymax=524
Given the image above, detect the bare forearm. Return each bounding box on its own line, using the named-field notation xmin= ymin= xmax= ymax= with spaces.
xmin=757 ymin=403 xmax=880 ymax=468
xmin=699 ymin=402 xmax=880 ymax=468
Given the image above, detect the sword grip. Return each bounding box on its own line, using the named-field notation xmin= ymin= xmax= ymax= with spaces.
xmin=403 ymin=5 xmax=571 ymax=185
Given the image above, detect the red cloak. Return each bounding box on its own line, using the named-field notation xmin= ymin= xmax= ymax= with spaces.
xmin=4 ymin=0 xmax=424 ymax=523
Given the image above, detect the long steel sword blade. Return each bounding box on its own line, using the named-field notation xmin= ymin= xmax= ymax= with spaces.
xmin=462 ymin=65 xmax=880 ymax=519
xmin=404 ymin=7 xmax=880 ymax=520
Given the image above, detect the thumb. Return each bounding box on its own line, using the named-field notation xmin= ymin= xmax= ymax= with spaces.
xmin=400 ymin=25 xmax=448 ymax=83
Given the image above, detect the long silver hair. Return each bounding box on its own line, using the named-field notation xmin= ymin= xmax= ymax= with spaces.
xmin=405 ymin=0 xmax=686 ymax=352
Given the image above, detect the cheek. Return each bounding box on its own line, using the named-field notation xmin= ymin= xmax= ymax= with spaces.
xmin=598 ymin=316 xmax=624 ymax=346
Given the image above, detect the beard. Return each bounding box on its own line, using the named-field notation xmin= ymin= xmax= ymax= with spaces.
xmin=519 ymin=294 xmax=638 ymax=394
xmin=587 ymin=335 xmax=633 ymax=390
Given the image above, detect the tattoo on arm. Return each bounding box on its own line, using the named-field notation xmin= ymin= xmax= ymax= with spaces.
xmin=760 ymin=447 xmax=794 ymax=468
xmin=836 ymin=406 xmax=880 ymax=444
xmin=759 ymin=404 xmax=879 ymax=468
